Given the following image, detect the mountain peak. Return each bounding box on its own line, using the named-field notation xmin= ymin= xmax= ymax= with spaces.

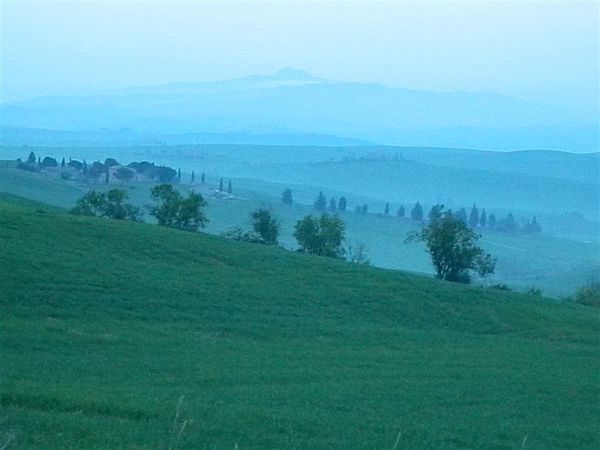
xmin=272 ymin=67 xmax=316 ymax=81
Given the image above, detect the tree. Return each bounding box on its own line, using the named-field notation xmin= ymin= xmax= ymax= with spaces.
xmin=456 ymin=208 xmax=467 ymax=223
xmin=114 ymin=167 xmax=135 ymax=183
xmin=41 ymin=156 xmax=58 ymax=168
xmin=87 ymin=161 xmax=105 ymax=179
xmin=411 ymin=202 xmax=423 ymax=221
xmin=468 ymin=204 xmax=479 ymax=228
xmin=428 ymin=204 xmax=443 ymax=222
xmin=148 ymin=184 xmax=208 ymax=231
xmin=61 ymin=157 xmax=66 ymax=168
xmin=282 ymin=188 xmax=293 ymax=205
xmin=314 ymin=191 xmax=327 ymax=212
xmin=177 ymin=168 xmax=182 ymax=183
xmin=497 ymin=212 xmax=517 ymax=233
xmin=219 ymin=178 xmax=224 ymax=192
xmin=488 ymin=212 xmax=496 ymax=229
xmin=27 ymin=151 xmax=36 ymax=164
xmin=294 ymin=214 xmax=346 ymax=258
xmin=397 ymin=205 xmax=405 ymax=218
xmin=407 ymin=206 xmax=495 ymax=283
xmin=361 ymin=204 xmax=368 ymax=214
xmin=227 ymin=179 xmax=232 ymax=194
xmin=384 ymin=202 xmax=390 ymax=215
xmin=104 ymin=158 xmax=120 ymax=167
xmin=480 ymin=209 xmax=487 ymax=228
xmin=345 ymin=241 xmax=370 ymax=265
xmin=191 ymin=171 xmax=195 ymax=183
xmin=251 ymin=208 xmax=280 ymax=245
xmin=201 ymin=172 xmax=205 ymax=183
xmin=338 ymin=196 xmax=347 ymax=212
xmin=70 ymin=189 xmax=141 ymax=221
xmin=524 ymin=216 xmax=542 ymax=233
xmin=328 ymin=197 xmax=337 ymax=212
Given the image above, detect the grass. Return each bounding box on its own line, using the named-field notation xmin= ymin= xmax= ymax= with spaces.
xmin=0 ymin=160 xmax=597 ymax=297
xmin=1 ymin=198 xmax=598 ymax=449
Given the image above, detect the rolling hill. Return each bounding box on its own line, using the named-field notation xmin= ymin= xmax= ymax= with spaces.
xmin=2 ymin=68 xmax=597 ymax=151
xmin=1 ymin=198 xmax=598 ymax=449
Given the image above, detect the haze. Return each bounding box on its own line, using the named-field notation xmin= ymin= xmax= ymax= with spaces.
xmin=1 ymin=1 xmax=598 ymax=110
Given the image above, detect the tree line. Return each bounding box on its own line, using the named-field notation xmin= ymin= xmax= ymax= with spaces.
xmin=281 ymin=188 xmax=541 ymax=235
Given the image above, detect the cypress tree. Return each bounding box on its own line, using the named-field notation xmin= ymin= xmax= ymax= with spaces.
xmin=61 ymin=157 xmax=66 ymax=168
xmin=397 ymin=205 xmax=405 ymax=218
xmin=468 ymin=203 xmax=479 ymax=228
xmin=314 ymin=191 xmax=327 ymax=212
xmin=227 ymin=179 xmax=232 ymax=194
xmin=219 ymin=178 xmax=224 ymax=192
xmin=384 ymin=202 xmax=390 ymax=215
xmin=191 ymin=171 xmax=195 ymax=183
xmin=338 ymin=196 xmax=347 ymax=212
xmin=282 ymin=188 xmax=293 ymax=205
xmin=328 ymin=197 xmax=337 ymax=212
xmin=480 ymin=209 xmax=487 ymax=228
xmin=201 ymin=172 xmax=205 ymax=183
xmin=411 ymin=202 xmax=423 ymax=221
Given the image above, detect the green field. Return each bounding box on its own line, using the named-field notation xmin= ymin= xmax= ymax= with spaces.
xmin=0 ymin=160 xmax=597 ymax=297
xmin=1 ymin=198 xmax=599 ymax=449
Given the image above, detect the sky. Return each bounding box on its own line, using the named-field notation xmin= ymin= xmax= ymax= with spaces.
xmin=1 ymin=1 xmax=598 ymax=111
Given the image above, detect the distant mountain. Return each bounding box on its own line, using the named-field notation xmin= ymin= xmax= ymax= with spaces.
xmin=0 ymin=126 xmax=369 ymax=147
xmin=1 ymin=68 xmax=598 ymax=151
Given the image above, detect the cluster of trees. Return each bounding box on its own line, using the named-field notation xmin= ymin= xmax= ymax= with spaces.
xmin=71 ymin=184 xmax=208 ymax=232
xmin=17 ymin=152 xmax=182 ymax=184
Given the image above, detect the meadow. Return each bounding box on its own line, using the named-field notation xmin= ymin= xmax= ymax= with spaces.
xmin=1 ymin=198 xmax=599 ymax=449
xmin=0 ymin=159 xmax=597 ymax=297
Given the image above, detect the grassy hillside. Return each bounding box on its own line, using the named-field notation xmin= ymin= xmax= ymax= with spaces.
xmin=1 ymin=199 xmax=598 ymax=449
xmin=0 ymin=160 xmax=597 ymax=297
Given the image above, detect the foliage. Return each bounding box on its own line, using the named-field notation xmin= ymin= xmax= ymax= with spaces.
xmin=407 ymin=206 xmax=495 ymax=283
xmin=70 ymin=189 xmax=141 ymax=221
xmin=397 ymin=205 xmax=405 ymax=218
xmin=468 ymin=204 xmax=479 ymax=228
xmin=282 ymin=188 xmax=293 ymax=205
xmin=114 ymin=167 xmax=135 ymax=183
xmin=314 ymin=191 xmax=327 ymax=212
xmin=41 ymin=156 xmax=58 ymax=168
xmin=338 ymin=196 xmax=347 ymax=211
xmin=294 ymin=213 xmax=346 ymax=258
xmin=328 ymin=197 xmax=337 ymax=212
xmin=148 ymin=184 xmax=207 ymax=232
xmin=345 ymin=241 xmax=370 ymax=265
xmin=251 ymin=208 xmax=280 ymax=245
xmin=411 ymin=202 xmax=423 ymax=221
xmin=573 ymin=282 xmax=600 ymax=307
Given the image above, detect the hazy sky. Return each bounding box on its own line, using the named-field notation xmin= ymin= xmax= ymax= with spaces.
xmin=1 ymin=1 xmax=598 ymax=108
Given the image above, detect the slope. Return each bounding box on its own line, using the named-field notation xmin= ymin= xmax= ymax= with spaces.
xmin=0 ymin=200 xmax=598 ymax=449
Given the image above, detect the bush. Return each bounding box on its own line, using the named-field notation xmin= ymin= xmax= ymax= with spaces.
xmin=294 ymin=214 xmax=346 ymax=259
xmin=573 ymin=282 xmax=600 ymax=308
xmin=71 ymin=189 xmax=141 ymax=221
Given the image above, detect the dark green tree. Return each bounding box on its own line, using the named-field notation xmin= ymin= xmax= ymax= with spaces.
xmin=282 ymin=188 xmax=293 ymax=205
xmin=397 ymin=205 xmax=405 ymax=218
xmin=456 ymin=208 xmax=467 ymax=223
xmin=488 ymin=212 xmax=496 ymax=229
xmin=61 ymin=157 xmax=66 ymax=168
xmin=338 ymin=196 xmax=347 ymax=212
xmin=468 ymin=204 xmax=479 ymax=228
xmin=328 ymin=197 xmax=337 ymax=212
xmin=41 ymin=156 xmax=58 ymax=168
xmin=201 ymin=172 xmax=205 ymax=183
xmin=148 ymin=184 xmax=208 ymax=231
xmin=314 ymin=191 xmax=327 ymax=212
xmin=384 ymin=202 xmax=390 ymax=215
xmin=411 ymin=202 xmax=423 ymax=221
xmin=27 ymin=151 xmax=36 ymax=164
xmin=294 ymin=214 xmax=346 ymax=259
xmin=114 ymin=167 xmax=135 ymax=183
xmin=480 ymin=209 xmax=487 ymax=228
xmin=191 ymin=171 xmax=195 ymax=183
xmin=227 ymin=179 xmax=232 ymax=194
xmin=177 ymin=168 xmax=182 ymax=183
xmin=251 ymin=208 xmax=280 ymax=245
xmin=219 ymin=178 xmax=224 ymax=192
xmin=361 ymin=204 xmax=368 ymax=214
xmin=70 ymin=189 xmax=141 ymax=221
xmin=407 ymin=206 xmax=495 ymax=283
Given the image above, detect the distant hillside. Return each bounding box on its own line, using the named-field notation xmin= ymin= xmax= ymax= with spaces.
xmin=2 ymin=68 xmax=597 ymax=151
xmin=1 ymin=199 xmax=598 ymax=449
